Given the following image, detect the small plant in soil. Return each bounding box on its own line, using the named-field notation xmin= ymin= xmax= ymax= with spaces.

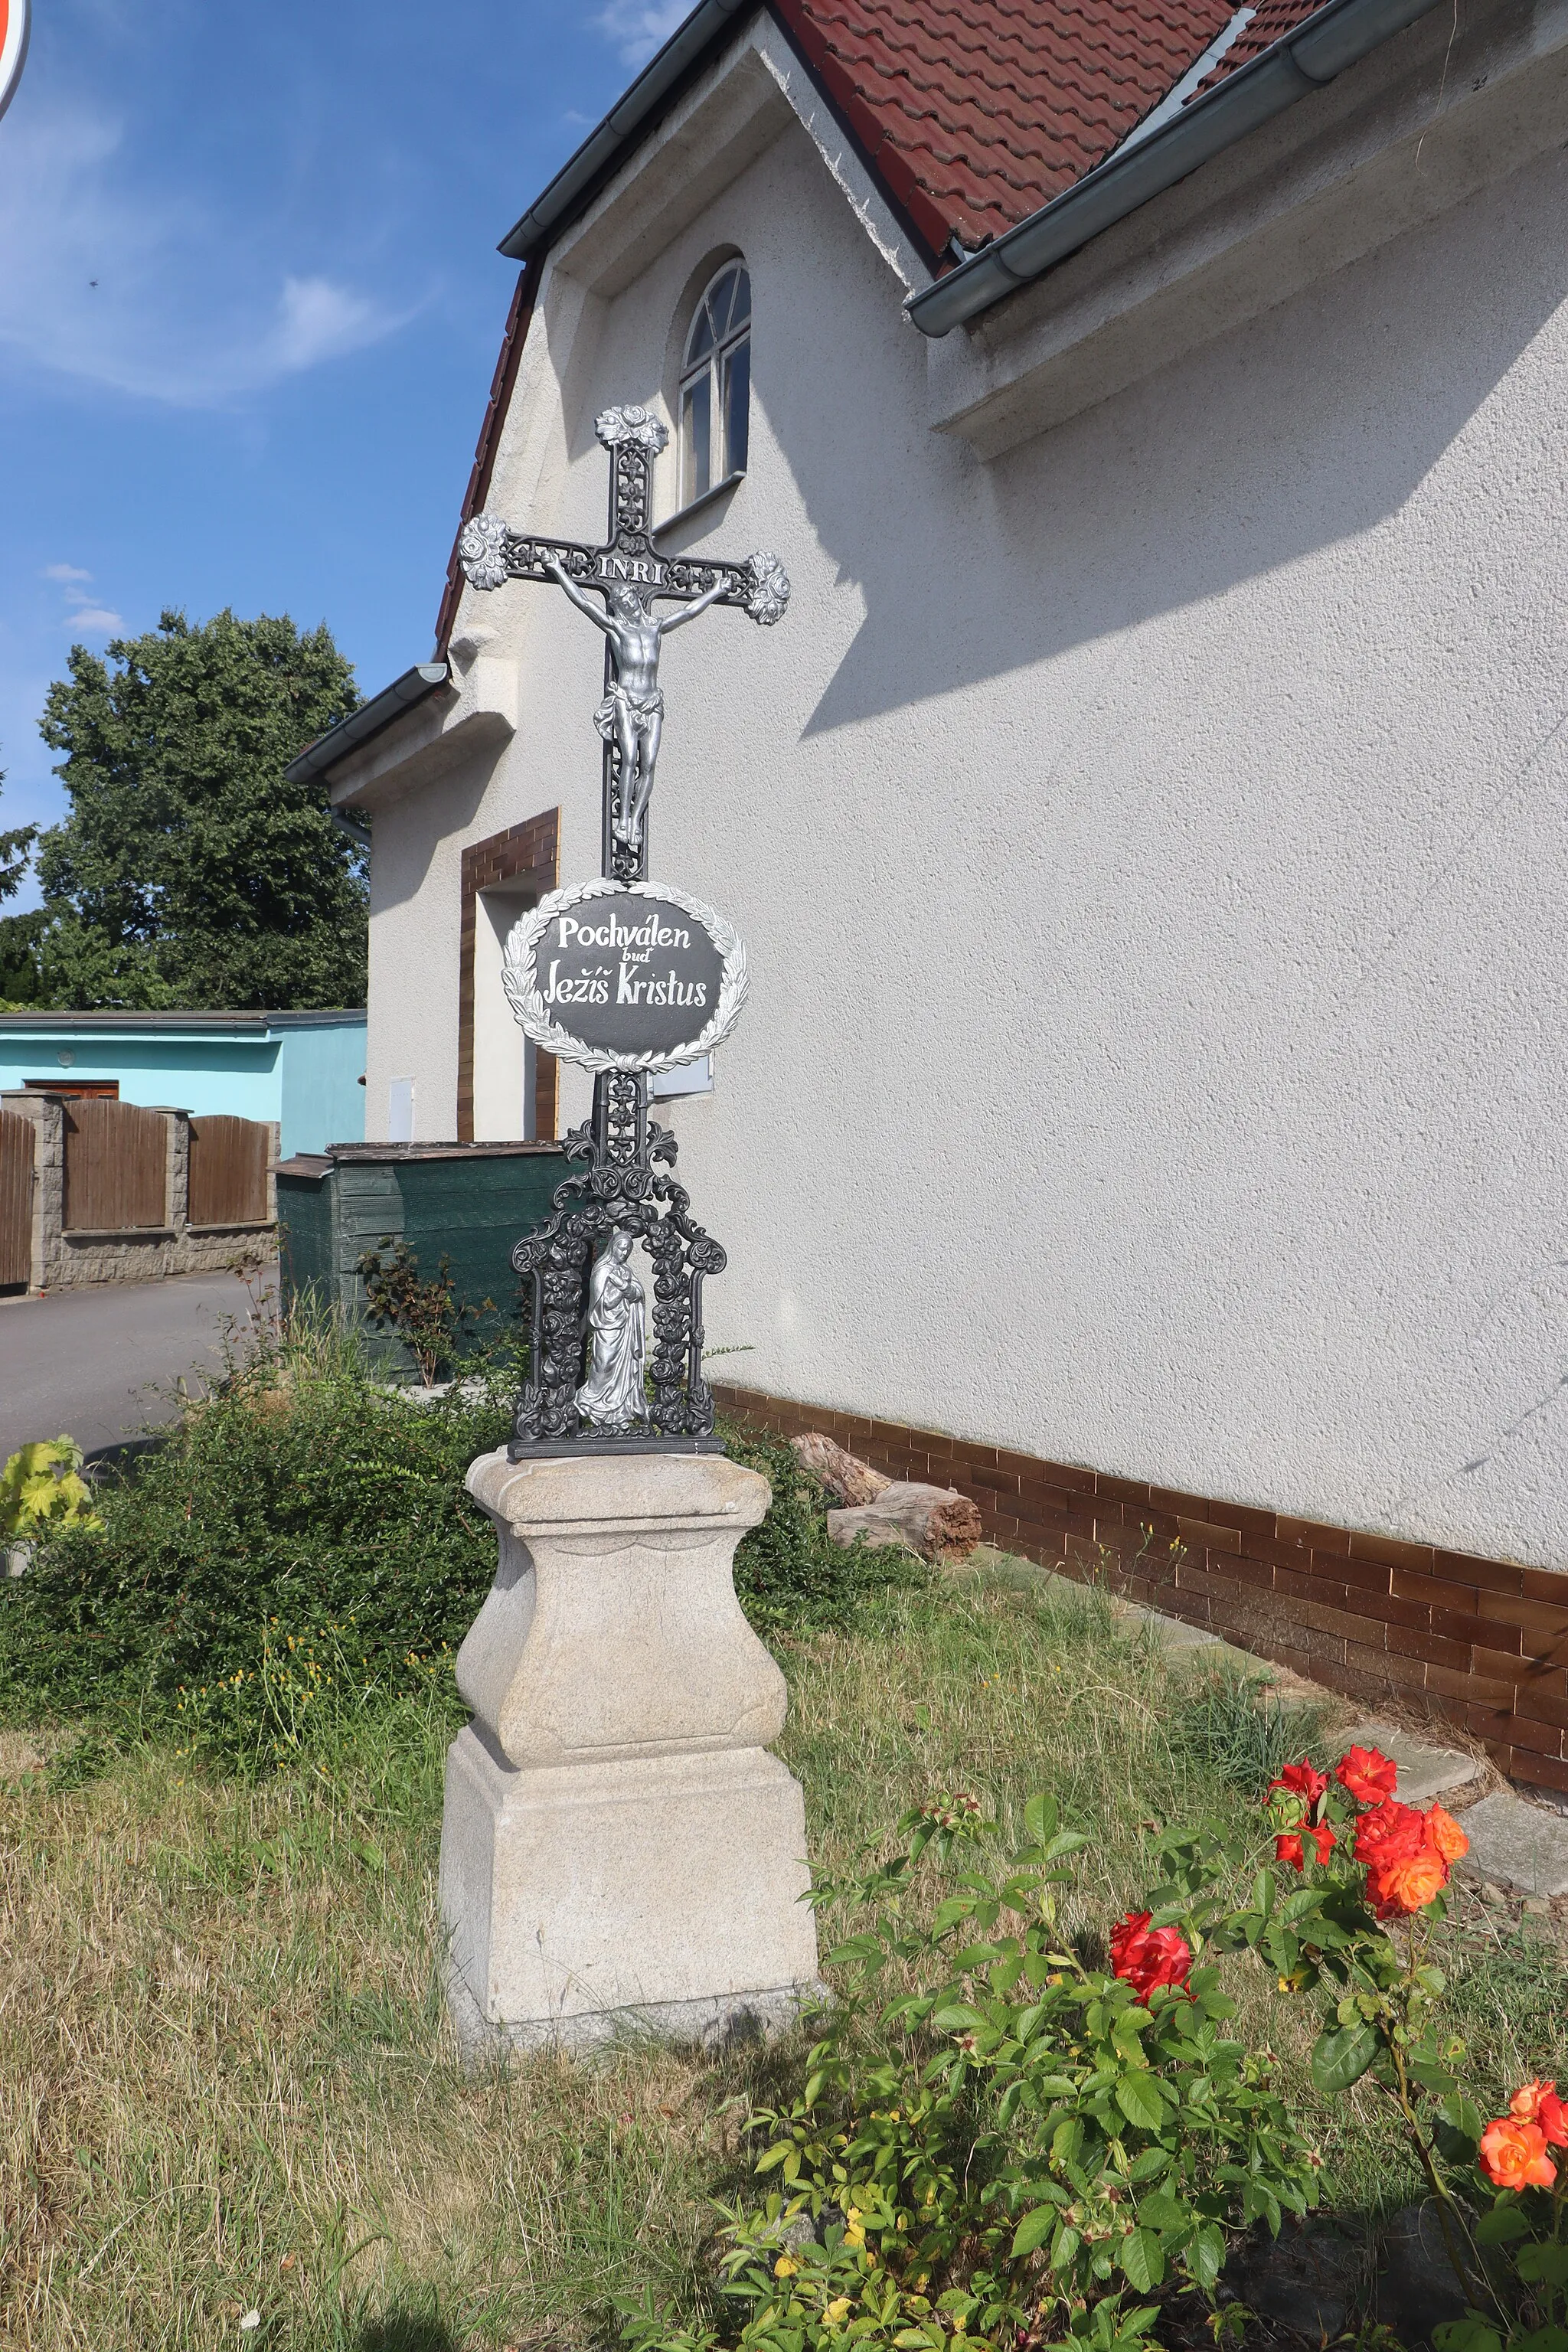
xmin=356 ymin=1235 xmax=491 ymax=1385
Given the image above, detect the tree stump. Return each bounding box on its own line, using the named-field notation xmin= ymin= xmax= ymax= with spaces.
xmin=789 ymin=1431 xmax=891 ymax=1506
xmin=827 ymin=1482 xmax=982 ymax=1563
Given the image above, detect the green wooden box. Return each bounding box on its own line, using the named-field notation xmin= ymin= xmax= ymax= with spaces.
xmin=276 ymin=1142 xmax=566 ymax=1377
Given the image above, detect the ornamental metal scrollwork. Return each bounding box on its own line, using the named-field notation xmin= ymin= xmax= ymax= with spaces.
xmin=594 ymin=403 xmax=669 ymax=456
xmin=510 ymin=1091 xmax=726 ymax=1453
xmin=742 ymin=550 xmax=790 ymax=626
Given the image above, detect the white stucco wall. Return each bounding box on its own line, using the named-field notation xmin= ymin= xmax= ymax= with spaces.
xmin=353 ymin=17 xmax=1568 ymax=1571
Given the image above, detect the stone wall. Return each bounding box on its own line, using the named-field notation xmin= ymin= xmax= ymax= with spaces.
xmin=0 ymin=1093 xmax=277 ymax=1291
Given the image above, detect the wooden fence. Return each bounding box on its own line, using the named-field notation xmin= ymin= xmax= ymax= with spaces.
xmin=61 ymin=1099 xmax=168 ymax=1232
xmin=0 ymin=1110 xmax=33 ymax=1288
xmin=188 ymin=1114 xmax=270 ymax=1227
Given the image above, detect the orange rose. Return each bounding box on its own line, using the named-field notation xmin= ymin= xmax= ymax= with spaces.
xmin=1356 ymin=1800 xmax=1464 ymax=1914
xmin=1426 ymin=1805 xmax=1468 ymax=1866
xmin=1479 ymin=2116 xmax=1557 ymax=2190
xmin=1367 ymin=1847 xmax=1449 ymax=1916
xmin=1510 ymin=2081 xmax=1568 ymax=2148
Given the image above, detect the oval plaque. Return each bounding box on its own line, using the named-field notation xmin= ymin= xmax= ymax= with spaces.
xmin=501 ymin=877 xmax=747 ymax=1073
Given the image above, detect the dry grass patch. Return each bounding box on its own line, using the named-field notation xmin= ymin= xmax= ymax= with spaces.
xmin=0 ymin=1703 xmax=760 ymax=2351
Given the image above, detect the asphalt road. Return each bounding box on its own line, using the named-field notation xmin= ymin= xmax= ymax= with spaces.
xmin=0 ymin=1268 xmax=273 ymax=1464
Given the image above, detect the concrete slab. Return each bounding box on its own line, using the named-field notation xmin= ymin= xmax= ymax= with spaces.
xmin=1122 ymin=1603 xmax=1221 ymax=1654
xmin=1455 ymin=1789 xmax=1568 ymax=1898
xmin=1336 ymin=1722 xmax=1484 ymax=1808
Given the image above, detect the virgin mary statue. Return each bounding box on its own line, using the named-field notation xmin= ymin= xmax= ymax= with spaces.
xmin=575 ymin=1230 xmax=649 ymax=1432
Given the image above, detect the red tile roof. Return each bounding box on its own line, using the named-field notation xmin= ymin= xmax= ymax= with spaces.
xmin=436 ymin=0 xmax=1335 ymax=652
xmin=774 ymin=0 xmax=1326 ymax=260
xmin=1190 ymin=0 xmax=1325 ymax=88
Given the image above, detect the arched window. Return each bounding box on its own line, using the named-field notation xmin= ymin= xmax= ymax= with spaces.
xmin=678 ymin=260 xmax=750 ymax=508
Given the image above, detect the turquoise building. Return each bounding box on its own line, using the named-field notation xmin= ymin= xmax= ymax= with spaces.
xmin=0 ymin=1010 xmax=366 ymax=1158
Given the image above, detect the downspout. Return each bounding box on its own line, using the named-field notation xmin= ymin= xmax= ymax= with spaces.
xmin=906 ymin=0 xmax=1446 ymax=337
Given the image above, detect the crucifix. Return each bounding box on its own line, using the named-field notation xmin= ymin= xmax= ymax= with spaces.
xmin=455 ymin=400 xmax=789 ymax=1455
xmin=457 ymin=401 xmax=789 ymax=884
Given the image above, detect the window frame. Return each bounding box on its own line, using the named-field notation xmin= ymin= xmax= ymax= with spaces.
xmin=677 ymin=260 xmax=751 ymax=514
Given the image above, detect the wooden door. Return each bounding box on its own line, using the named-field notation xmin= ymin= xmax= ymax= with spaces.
xmin=0 ymin=1111 xmax=34 ymax=1288
xmin=61 ymin=1099 xmax=168 ymax=1231
xmin=188 ymin=1116 xmax=270 ymax=1226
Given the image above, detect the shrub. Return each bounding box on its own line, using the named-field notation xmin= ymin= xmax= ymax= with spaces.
xmin=0 ymin=1333 xmax=920 ymax=1769
xmin=1252 ymin=1742 xmax=1568 ymax=2352
xmin=626 ymin=1738 xmax=1568 ymax=2352
xmin=0 ymin=1435 xmax=101 ymax=1542
xmin=622 ymin=1792 xmax=1319 ymax=2352
xmin=356 ymin=1235 xmax=492 ymax=1385
xmin=721 ymin=1424 xmax=931 ymax=1632
xmin=0 ymin=1327 xmax=510 ymax=1769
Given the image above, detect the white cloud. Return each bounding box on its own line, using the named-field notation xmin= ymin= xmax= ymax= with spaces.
xmin=592 ymin=2 xmax=694 ymax=68
xmin=267 ymin=275 xmax=396 ymax=374
xmin=0 ymin=98 xmax=413 ymax=405
xmin=39 ymin=564 xmax=122 ymax=635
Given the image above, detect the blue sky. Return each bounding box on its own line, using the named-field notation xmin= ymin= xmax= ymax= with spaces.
xmin=0 ymin=0 xmax=693 ymax=909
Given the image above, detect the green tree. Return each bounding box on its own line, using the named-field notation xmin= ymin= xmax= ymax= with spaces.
xmin=0 ymin=757 xmax=44 ymax=1008
xmin=34 ymin=608 xmax=365 ymax=1010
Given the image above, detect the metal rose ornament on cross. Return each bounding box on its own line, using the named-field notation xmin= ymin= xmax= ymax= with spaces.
xmin=502 ymin=877 xmax=747 ymax=1073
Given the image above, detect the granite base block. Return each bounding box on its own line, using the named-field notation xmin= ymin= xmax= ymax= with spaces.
xmin=440 ymin=1726 xmax=820 ymax=2053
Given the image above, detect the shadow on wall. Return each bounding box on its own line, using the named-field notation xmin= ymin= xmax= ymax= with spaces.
xmin=773 ymin=146 xmax=1568 ymax=738
xmin=364 ymin=740 xmax=508 ymax=923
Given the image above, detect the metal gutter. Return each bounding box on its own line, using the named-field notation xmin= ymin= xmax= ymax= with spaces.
xmin=284 ymin=662 xmax=449 ymax=786
xmin=1112 ymin=4 xmax=1257 ymax=155
xmin=498 ymin=0 xmax=755 ymax=260
xmin=906 ymin=0 xmax=1445 ymax=337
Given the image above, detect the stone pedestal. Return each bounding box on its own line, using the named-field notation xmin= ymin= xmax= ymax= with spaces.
xmin=439 ymin=1446 xmax=820 ymax=2052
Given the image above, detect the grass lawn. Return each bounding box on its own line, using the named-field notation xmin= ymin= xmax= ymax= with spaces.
xmin=3 ymin=1567 xmax=1566 ymax=2350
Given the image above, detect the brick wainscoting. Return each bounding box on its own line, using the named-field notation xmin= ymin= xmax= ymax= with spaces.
xmin=711 ymin=1384 xmax=1568 ymax=1797
xmin=457 ymin=811 xmax=558 ymax=1145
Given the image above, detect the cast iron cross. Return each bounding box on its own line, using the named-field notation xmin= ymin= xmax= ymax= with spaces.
xmin=457 ymin=403 xmax=789 ymax=884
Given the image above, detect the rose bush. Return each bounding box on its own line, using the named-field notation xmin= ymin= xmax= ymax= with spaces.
xmin=1241 ymin=1740 xmax=1568 ymax=2352
xmin=623 ymin=1793 xmax=1319 ymax=2352
xmin=622 ymin=1740 xmax=1566 ymax=2352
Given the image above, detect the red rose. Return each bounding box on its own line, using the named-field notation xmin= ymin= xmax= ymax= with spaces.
xmin=1269 ymin=1759 xmax=1329 ymax=1810
xmin=1274 ymin=1821 xmax=1336 ymax=1872
xmin=1353 ymin=1801 xmax=1425 ymax=1867
xmin=1109 ymin=1909 xmax=1193 ymax=1998
xmin=1336 ymin=1744 xmax=1399 ymax=1805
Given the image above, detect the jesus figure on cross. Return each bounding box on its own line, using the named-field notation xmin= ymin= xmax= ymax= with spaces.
xmin=544 ymin=557 xmax=730 ymax=853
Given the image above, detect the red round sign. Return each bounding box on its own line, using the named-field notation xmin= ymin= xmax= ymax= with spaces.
xmin=0 ymin=0 xmax=31 ymax=123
